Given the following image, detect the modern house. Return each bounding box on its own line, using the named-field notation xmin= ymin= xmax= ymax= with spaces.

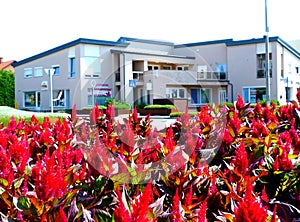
xmin=13 ymin=36 xmax=300 ymax=112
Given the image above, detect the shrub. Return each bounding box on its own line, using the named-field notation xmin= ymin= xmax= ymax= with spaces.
xmin=169 ymin=111 xmax=198 ymax=118
xmin=143 ymin=104 xmax=176 ymax=109
xmin=1 ymin=92 xmax=300 ymax=221
xmin=82 ymin=105 xmax=107 ymax=110
xmin=136 ymin=101 xmax=146 ymax=110
xmin=104 ymin=98 xmax=131 ymax=110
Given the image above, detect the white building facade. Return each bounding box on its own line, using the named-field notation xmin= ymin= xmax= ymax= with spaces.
xmin=13 ymin=36 xmax=300 ymax=112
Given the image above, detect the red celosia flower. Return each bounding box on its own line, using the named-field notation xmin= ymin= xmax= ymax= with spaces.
xmin=114 ymin=187 xmax=131 ymax=221
xmin=131 ymin=182 xmax=154 ymax=221
xmin=171 ymin=189 xmax=184 ymax=222
xmin=55 ymin=206 xmax=68 ymax=222
xmin=198 ymin=199 xmax=207 ymax=222
xmin=234 ymin=178 xmax=267 ymax=222
xmin=236 ymin=94 xmax=245 ymax=110
xmin=232 ymin=141 xmax=248 ymax=175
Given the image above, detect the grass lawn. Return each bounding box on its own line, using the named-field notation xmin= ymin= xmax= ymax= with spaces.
xmin=0 ymin=106 xmax=70 ymax=126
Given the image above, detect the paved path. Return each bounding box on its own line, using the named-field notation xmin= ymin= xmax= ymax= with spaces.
xmin=114 ymin=114 xmax=177 ymax=131
xmin=76 ymin=114 xmax=177 ymax=131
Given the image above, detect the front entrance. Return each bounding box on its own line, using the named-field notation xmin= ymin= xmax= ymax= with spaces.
xmin=218 ymin=89 xmax=227 ymax=103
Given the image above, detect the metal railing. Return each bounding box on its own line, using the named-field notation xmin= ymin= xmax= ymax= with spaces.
xmin=197 ymin=71 xmax=227 ymax=81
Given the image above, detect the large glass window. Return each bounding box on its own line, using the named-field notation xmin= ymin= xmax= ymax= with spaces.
xmin=243 ymin=87 xmax=266 ymax=103
xmin=191 ymin=88 xmax=211 ymax=105
xmin=34 ymin=67 xmax=43 ymax=77
xmin=82 ymin=57 xmax=101 ymax=78
xmin=69 ymin=57 xmax=76 ymax=78
xmin=166 ymin=88 xmax=185 ymax=98
xmin=24 ymin=91 xmax=40 ymax=107
xmin=88 ymin=85 xmax=111 ymax=106
xmin=24 ymin=68 xmax=33 ymax=78
xmin=53 ymin=90 xmax=65 ymax=107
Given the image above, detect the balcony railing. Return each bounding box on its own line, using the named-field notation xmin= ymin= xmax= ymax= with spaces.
xmin=197 ymin=71 xmax=227 ymax=81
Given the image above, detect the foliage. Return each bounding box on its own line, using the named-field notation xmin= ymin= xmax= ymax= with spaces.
xmin=135 ymin=102 xmax=147 ymax=110
xmin=259 ymin=99 xmax=281 ymax=107
xmin=0 ymin=70 xmax=15 ymax=107
xmin=104 ymin=98 xmax=131 ymax=110
xmin=0 ymin=106 xmax=69 ymax=126
xmin=144 ymin=104 xmax=176 ymax=109
xmin=1 ymin=90 xmax=300 ymax=221
xmin=169 ymin=111 xmax=198 ymax=118
xmin=82 ymin=105 xmax=107 ymax=110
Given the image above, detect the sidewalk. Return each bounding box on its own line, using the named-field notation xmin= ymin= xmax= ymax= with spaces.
xmin=114 ymin=114 xmax=177 ymax=131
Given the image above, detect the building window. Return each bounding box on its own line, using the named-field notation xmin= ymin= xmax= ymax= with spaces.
xmin=166 ymin=88 xmax=185 ymax=98
xmin=296 ymin=66 xmax=299 ymax=74
xmin=82 ymin=57 xmax=101 ymax=78
xmin=243 ymin=87 xmax=266 ymax=103
xmin=88 ymin=84 xmax=111 ymax=106
xmin=24 ymin=91 xmax=40 ymax=107
xmin=53 ymin=90 xmax=65 ymax=107
xmin=177 ymin=66 xmax=189 ymax=71
xmin=34 ymin=67 xmax=43 ymax=77
xmin=53 ymin=65 xmax=60 ymax=75
xmin=257 ymin=54 xmax=272 ymax=78
xmin=148 ymin=65 xmax=159 ymax=70
xmin=24 ymin=68 xmax=33 ymax=78
xmin=69 ymin=57 xmax=76 ymax=78
xmin=191 ymin=88 xmax=211 ymax=105
xmin=162 ymin=65 xmax=171 ymax=70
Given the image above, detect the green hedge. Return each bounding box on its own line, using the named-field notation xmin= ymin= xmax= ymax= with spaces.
xmin=144 ymin=104 xmax=176 ymax=109
xmin=169 ymin=111 xmax=198 ymax=118
xmin=104 ymin=99 xmax=131 ymax=110
xmin=82 ymin=105 xmax=107 ymax=110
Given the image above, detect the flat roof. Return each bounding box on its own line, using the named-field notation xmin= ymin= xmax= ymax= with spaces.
xmin=13 ymin=38 xmax=129 ymax=67
xmin=110 ymin=49 xmax=195 ymax=60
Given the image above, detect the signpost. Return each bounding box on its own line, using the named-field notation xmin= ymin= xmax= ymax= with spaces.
xmin=129 ymin=79 xmax=136 ymax=110
xmin=129 ymin=79 xmax=136 ymax=88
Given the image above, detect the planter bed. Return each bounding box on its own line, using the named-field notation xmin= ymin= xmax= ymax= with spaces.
xmin=138 ymin=108 xmax=172 ymax=116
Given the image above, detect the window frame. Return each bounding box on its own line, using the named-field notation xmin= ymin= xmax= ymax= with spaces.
xmin=190 ymin=88 xmax=212 ymax=105
xmin=24 ymin=68 xmax=33 ymax=78
xmin=34 ymin=67 xmax=43 ymax=77
xmin=82 ymin=56 xmax=101 ymax=78
xmin=24 ymin=91 xmax=40 ymax=108
xmin=69 ymin=57 xmax=76 ymax=78
xmin=52 ymin=65 xmax=60 ymax=75
xmin=166 ymin=87 xmax=186 ymax=99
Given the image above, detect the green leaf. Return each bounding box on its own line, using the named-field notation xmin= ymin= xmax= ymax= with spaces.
xmin=0 ymin=187 xmax=5 ymax=195
xmin=0 ymin=178 xmax=8 ymax=187
xmin=13 ymin=177 xmax=24 ymax=189
xmin=14 ymin=196 xmax=31 ymax=211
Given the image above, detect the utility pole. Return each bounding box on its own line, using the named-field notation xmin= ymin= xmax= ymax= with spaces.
xmin=265 ymin=0 xmax=270 ymax=103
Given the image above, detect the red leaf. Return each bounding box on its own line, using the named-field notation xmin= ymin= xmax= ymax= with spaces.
xmin=198 ymin=199 xmax=207 ymax=222
xmin=55 ymin=206 xmax=68 ymax=222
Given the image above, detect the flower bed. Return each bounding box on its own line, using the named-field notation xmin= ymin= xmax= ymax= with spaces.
xmin=0 ymin=92 xmax=300 ymax=221
xmin=139 ymin=104 xmax=177 ymax=116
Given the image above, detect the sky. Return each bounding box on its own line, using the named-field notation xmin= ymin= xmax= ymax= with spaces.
xmin=1 ymin=0 xmax=300 ymax=61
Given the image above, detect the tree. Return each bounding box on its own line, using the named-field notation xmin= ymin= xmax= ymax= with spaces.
xmin=0 ymin=70 xmax=15 ymax=107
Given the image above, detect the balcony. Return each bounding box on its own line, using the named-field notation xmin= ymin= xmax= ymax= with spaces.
xmin=197 ymin=71 xmax=228 ymax=81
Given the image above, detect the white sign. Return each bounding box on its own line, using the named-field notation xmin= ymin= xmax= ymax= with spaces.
xmin=41 ymin=81 xmax=48 ymax=90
